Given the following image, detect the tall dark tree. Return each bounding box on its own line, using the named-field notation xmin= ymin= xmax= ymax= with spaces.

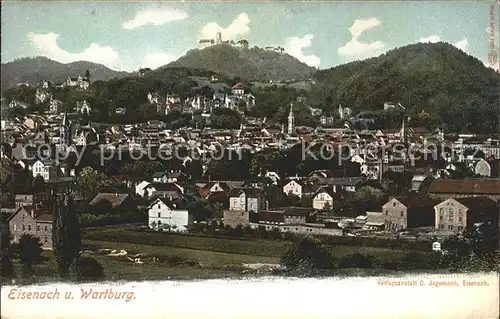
xmin=0 ymin=219 xmax=15 ymax=282
xmin=15 ymin=234 xmax=43 ymax=274
xmin=85 ymin=69 xmax=91 ymax=80
xmin=52 ymin=194 xmax=81 ymax=278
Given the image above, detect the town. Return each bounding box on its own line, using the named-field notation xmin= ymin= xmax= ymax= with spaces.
xmin=1 ymin=37 xmax=499 ymax=282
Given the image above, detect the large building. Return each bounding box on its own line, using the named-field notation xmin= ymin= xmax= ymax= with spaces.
xmin=198 ymin=32 xmax=249 ymax=50
xmin=428 ymin=179 xmax=500 ymax=203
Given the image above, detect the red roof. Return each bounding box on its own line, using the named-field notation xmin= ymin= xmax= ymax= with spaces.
xmin=232 ymin=82 xmax=245 ymax=90
xmin=429 ymin=179 xmax=500 ymax=195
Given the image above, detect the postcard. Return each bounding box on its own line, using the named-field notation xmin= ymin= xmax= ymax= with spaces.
xmin=1 ymin=1 xmax=499 ymax=318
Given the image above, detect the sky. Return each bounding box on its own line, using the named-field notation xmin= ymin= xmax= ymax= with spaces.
xmin=1 ymin=1 xmax=499 ymax=72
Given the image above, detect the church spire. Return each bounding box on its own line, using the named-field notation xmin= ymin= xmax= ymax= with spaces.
xmin=287 ymin=103 xmax=295 ymax=135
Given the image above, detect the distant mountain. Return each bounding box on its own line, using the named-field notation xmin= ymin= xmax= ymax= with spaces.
xmin=311 ymin=42 xmax=500 ymax=133
xmin=166 ymin=45 xmax=316 ymax=81
xmin=1 ymin=57 xmax=131 ymax=88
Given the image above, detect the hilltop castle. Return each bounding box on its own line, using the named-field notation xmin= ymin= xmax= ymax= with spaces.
xmin=199 ymin=32 xmax=249 ymax=50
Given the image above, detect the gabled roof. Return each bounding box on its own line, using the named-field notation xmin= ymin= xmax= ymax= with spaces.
xmin=228 ymin=187 xmax=263 ymax=198
xmin=89 ymin=193 xmax=130 ymax=207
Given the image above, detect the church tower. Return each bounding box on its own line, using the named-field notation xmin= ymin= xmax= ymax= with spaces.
xmin=287 ymin=103 xmax=295 ymax=135
xmin=216 ymin=32 xmax=222 ymax=44
xmin=59 ymin=108 xmax=72 ymax=150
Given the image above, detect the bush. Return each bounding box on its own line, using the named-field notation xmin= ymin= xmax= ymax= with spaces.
xmin=338 ymin=253 xmax=375 ymax=269
xmin=72 ymin=257 xmax=104 ymax=281
xmin=281 ymin=236 xmax=335 ymax=271
xmin=15 ymin=234 xmax=43 ymax=268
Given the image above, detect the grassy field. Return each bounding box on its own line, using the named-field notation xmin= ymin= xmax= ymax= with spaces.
xmin=82 ymin=228 xmax=407 ymax=260
xmin=10 ymin=228 xmax=414 ymax=283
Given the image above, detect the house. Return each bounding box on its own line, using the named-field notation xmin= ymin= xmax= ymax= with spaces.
xmin=312 ymin=187 xmax=335 ymax=210
xmin=433 ymin=197 xmax=498 ymax=232
xmin=32 ymin=160 xmax=59 ymax=181
xmin=88 ymin=193 xmax=136 ymax=213
xmin=382 ymin=197 xmax=439 ymax=232
xmin=411 ymin=175 xmax=426 ymax=192
xmin=144 ymin=183 xmax=185 ymax=198
xmin=49 ymin=99 xmax=64 ymax=114
xmin=76 ymin=100 xmax=91 ymax=114
xmin=282 ymin=207 xmax=316 ymax=224
xmin=228 ymin=187 xmax=266 ymax=212
xmin=364 ymin=211 xmax=385 ymax=230
xmin=474 ymin=159 xmax=491 ymax=177
xmin=231 ymin=83 xmax=245 ymax=96
xmin=135 ymin=181 xmax=151 ymax=197
xmin=428 ymin=179 xmax=500 ymax=203
xmin=8 ymin=205 xmax=53 ymax=249
xmin=283 ymin=180 xmax=315 ymax=198
xmin=332 ymin=177 xmax=364 ymax=193
xmin=152 ymin=171 xmax=188 ymax=184
xmin=14 ymin=193 xmax=48 ymax=208
xmin=65 ymin=76 xmax=90 ymax=90
xmin=264 ymin=171 xmax=280 ymax=185
xmin=147 ymin=197 xmax=191 ymax=232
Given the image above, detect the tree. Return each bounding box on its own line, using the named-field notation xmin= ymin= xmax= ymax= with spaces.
xmin=53 ymin=194 xmax=81 ymax=278
xmin=32 ymin=175 xmax=46 ymax=193
xmin=0 ymin=219 xmax=15 ymax=282
xmin=15 ymin=234 xmax=43 ymax=271
xmin=77 ymin=167 xmax=113 ymax=200
xmin=281 ymin=236 xmax=334 ymax=272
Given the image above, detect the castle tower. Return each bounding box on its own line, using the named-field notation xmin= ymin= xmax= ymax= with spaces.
xmin=216 ymin=32 xmax=222 ymax=44
xmin=338 ymin=104 xmax=344 ymax=119
xmin=288 ymin=103 xmax=295 ymax=135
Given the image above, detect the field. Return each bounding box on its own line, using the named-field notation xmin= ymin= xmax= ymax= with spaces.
xmin=12 ymin=228 xmax=417 ymax=283
xmin=82 ymin=228 xmax=408 ymax=260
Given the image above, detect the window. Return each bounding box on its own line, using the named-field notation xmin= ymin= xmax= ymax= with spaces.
xmin=439 ymin=224 xmax=444 ymax=230
xmin=44 ymin=237 xmax=48 ymax=243
xmin=448 ymin=210 xmax=454 ymax=221
xmin=22 ymin=225 xmax=25 ymax=231
xmin=439 ymin=208 xmax=443 ymax=214
xmin=28 ymin=225 xmax=31 ymax=231
xmin=44 ymin=225 xmax=48 ymax=231
xmin=22 ymin=214 xmax=25 ymax=221
xmin=439 ymin=213 xmax=443 ymax=221
xmin=157 ymin=212 xmax=161 ymax=218
xmin=393 ymin=202 xmax=396 ymax=207
xmin=37 ymin=225 xmax=40 ymax=231
xmin=385 ymin=210 xmax=388 ymax=216
xmin=13 ymin=224 xmax=16 ymax=231
xmin=448 ymin=225 xmax=453 ymax=231
xmin=400 ymin=211 xmax=404 ymax=217
xmin=458 ymin=226 xmax=464 ymax=231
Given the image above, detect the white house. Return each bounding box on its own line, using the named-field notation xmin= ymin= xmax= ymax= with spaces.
xmin=32 ymin=159 xmax=58 ymax=181
xmin=76 ymin=100 xmax=91 ymax=114
xmin=147 ymin=198 xmax=191 ymax=232
xmin=264 ymin=171 xmax=280 ymax=185
xmin=312 ymin=187 xmax=334 ymax=210
xmin=135 ymin=181 xmax=151 ymax=197
xmin=283 ymin=180 xmax=302 ymax=197
xmin=49 ymin=99 xmax=64 ymax=114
